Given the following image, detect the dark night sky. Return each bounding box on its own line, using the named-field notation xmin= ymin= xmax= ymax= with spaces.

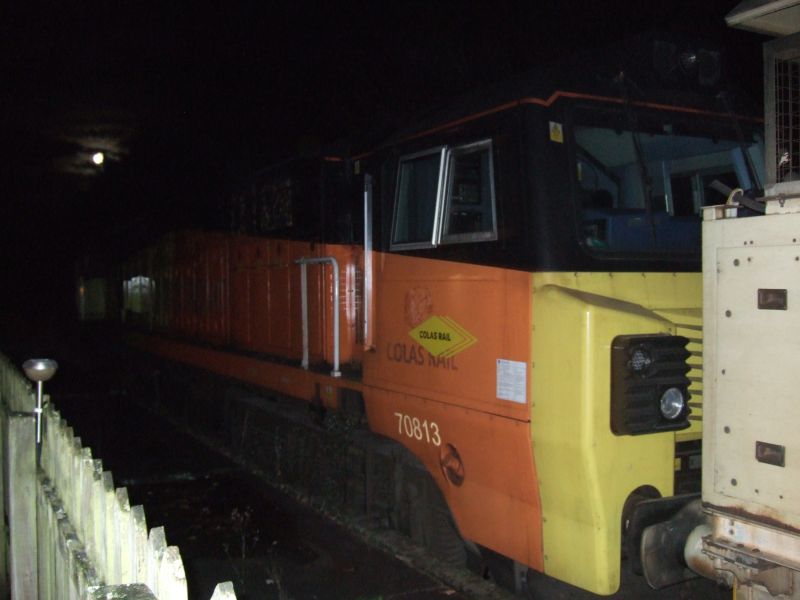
xmin=0 ymin=1 xmax=766 ymax=341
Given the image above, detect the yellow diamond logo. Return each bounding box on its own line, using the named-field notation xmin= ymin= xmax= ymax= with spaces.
xmin=409 ymin=316 xmax=477 ymax=358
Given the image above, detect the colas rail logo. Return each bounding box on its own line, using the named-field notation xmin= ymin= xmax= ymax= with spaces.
xmin=409 ymin=315 xmax=477 ymax=358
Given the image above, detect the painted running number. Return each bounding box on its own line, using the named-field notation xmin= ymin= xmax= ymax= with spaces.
xmin=393 ymin=412 xmax=441 ymax=446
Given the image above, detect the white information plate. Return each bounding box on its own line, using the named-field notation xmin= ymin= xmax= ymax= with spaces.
xmin=496 ymin=359 xmax=526 ymax=403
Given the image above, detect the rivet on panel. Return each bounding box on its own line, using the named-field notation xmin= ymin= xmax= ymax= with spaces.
xmin=734 ymin=259 xmax=740 ymax=266
xmin=731 ymin=478 xmax=738 ymax=486
xmin=724 ymin=426 xmax=730 ymax=433
xmin=725 ymin=310 xmax=732 ymax=317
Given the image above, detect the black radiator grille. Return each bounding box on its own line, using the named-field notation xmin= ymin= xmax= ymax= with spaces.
xmin=611 ymin=335 xmax=691 ymax=435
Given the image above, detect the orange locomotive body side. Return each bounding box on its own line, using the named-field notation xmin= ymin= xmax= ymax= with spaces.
xmin=132 ymin=233 xmax=366 ymax=412
xmin=149 ymin=233 xmax=364 ymax=370
xmin=229 ymin=237 xmax=362 ymax=366
xmin=361 ymin=252 xmax=543 ymax=570
xmin=131 ymin=233 xmax=543 ymax=569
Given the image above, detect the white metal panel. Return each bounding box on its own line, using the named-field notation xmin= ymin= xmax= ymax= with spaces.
xmin=703 ymin=210 xmax=800 ymax=531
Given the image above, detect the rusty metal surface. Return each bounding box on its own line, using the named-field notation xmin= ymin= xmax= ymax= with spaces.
xmin=707 ymin=503 xmax=800 ymax=538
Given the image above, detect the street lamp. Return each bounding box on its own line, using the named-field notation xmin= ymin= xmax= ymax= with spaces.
xmin=22 ymin=359 xmax=58 ymax=445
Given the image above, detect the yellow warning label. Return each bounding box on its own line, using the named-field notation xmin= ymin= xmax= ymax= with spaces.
xmin=549 ymin=121 xmax=563 ymax=144
xmin=409 ymin=316 xmax=477 ymax=358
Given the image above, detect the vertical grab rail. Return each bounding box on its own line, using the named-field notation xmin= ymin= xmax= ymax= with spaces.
xmin=295 ymin=256 xmax=342 ymax=378
xmin=363 ymin=174 xmax=374 ymax=350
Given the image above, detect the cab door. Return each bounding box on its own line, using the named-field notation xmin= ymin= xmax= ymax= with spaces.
xmin=358 ymin=132 xmax=542 ymax=571
xmin=364 ymin=138 xmax=531 ymax=419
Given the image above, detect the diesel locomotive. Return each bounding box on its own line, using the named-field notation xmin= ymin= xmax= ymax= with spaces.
xmin=80 ymin=34 xmax=764 ymax=595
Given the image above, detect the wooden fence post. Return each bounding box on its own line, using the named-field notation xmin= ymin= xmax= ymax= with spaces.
xmin=102 ymin=472 xmax=116 ymax=581
xmin=146 ymin=526 xmax=166 ymax=594
xmin=7 ymin=392 xmax=37 ymax=600
xmin=211 ymin=582 xmax=237 ymax=600
xmin=115 ymin=487 xmax=133 ymax=583
xmin=0 ymin=369 xmax=9 ymax=600
xmin=158 ymin=546 xmax=188 ymax=600
xmin=132 ymin=505 xmax=148 ymax=582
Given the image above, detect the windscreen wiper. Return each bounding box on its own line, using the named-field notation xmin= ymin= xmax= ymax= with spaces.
xmin=616 ymin=72 xmax=657 ymax=246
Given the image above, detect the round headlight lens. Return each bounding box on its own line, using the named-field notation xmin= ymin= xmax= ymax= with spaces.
xmin=629 ymin=346 xmax=653 ymax=373
xmin=660 ymin=387 xmax=686 ymax=420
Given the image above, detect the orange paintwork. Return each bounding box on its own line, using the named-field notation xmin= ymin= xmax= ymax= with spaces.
xmin=128 ymin=332 xmax=360 ymax=410
xmin=366 ymin=387 xmax=543 ymax=569
xmin=201 ymin=234 xmax=230 ymax=344
xmin=229 ymin=236 xmax=252 ymax=347
xmin=128 ymin=233 xmax=544 ymax=573
xmin=361 ymin=251 xmax=543 ymax=570
xmin=363 ymin=252 xmax=530 ymax=420
xmin=319 ymin=244 xmax=363 ymax=366
xmin=136 ymin=231 xmax=363 ymax=367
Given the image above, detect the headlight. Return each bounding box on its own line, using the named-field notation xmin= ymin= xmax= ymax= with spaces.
xmin=611 ymin=334 xmax=691 ymax=435
xmin=659 ymin=387 xmax=686 ymax=420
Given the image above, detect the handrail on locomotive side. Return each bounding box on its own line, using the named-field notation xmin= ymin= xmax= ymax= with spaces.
xmin=296 ymin=256 xmax=342 ymax=377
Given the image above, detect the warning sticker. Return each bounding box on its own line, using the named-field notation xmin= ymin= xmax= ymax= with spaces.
xmin=409 ymin=315 xmax=477 ymax=358
xmin=549 ymin=121 xmax=564 ymax=144
xmin=496 ymin=359 xmax=527 ymax=403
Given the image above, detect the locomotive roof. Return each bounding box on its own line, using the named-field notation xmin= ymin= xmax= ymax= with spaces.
xmin=238 ymin=33 xmax=756 ymax=177
xmin=357 ymin=32 xmax=751 ymax=154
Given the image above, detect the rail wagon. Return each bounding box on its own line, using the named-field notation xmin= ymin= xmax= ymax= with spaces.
xmin=85 ymin=34 xmax=764 ymax=595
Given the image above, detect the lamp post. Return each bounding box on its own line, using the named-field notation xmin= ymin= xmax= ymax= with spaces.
xmin=22 ymin=359 xmax=58 ymax=447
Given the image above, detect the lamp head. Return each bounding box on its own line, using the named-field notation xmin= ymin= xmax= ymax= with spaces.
xmin=22 ymin=359 xmax=58 ymax=383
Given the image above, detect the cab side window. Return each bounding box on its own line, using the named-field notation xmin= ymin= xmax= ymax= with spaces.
xmin=392 ymin=148 xmax=445 ymax=248
xmin=442 ymin=140 xmax=497 ymax=243
xmin=391 ymin=141 xmax=497 ymax=250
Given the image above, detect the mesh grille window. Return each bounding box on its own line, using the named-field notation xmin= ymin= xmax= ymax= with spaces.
xmin=775 ymin=53 xmax=800 ymax=184
xmin=766 ymin=36 xmax=800 ymax=188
